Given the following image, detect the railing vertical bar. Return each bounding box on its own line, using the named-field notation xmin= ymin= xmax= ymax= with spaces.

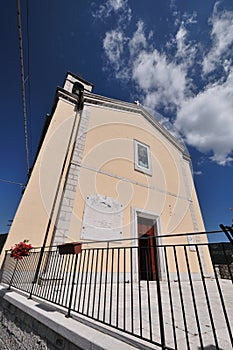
xmin=154 ymin=240 xmax=165 ymax=349
xmin=173 ymin=246 xmax=190 ymax=350
xmin=34 ymin=250 xmax=45 ymax=298
xmin=24 ymin=256 xmax=31 ymax=291
xmin=28 ymin=255 xmax=36 ymax=292
xmin=145 ymin=245 xmax=153 ymax=341
xmin=54 ymin=253 xmax=67 ymax=305
xmin=209 ymin=245 xmax=233 ymax=346
xmin=82 ymin=249 xmax=91 ymax=314
xmin=29 ymin=252 xmax=39 ymax=294
xmin=13 ymin=259 xmax=21 ymax=289
xmin=41 ymin=250 xmax=51 ymax=299
xmin=66 ymin=253 xmax=79 ymax=317
xmin=92 ymin=249 xmax=99 ymax=319
xmin=87 ymin=249 xmax=95 ymax=316
xmin=196 ymin=245 xmax=219 ymax=348
xmin=137 ymin=246 xmax=143 ymax=338
xmin=97 ymin=249 xmax=104 ymax=320
xmin=19 ymin=257 xmax=27 ymax=291
xmin=22 ymin=257 xmax=29 ymax=290
xmin=116 ymin=248 xmax=120 ymax=328
xmin=50 ymin=251 xmax=63 ymax=303
xmin=33 ymin=249 xmax=44 ymax=298
xmin=44 ymin=250 xmax=57 ymax=301
xmin=164 ymin=247 xmax=177 ymax=349
xmin=219 ymin=224 xmax=233 ymax=244
xmin=39 ymin=250 xmax=48 ymax=299
xmin=109 ymin=248 xmax=114 ymax=325
xmin=77 ymin=249 xmax=87 ymax=313
xmin=184 ymin=245 xmax=204 ymax=349
xmin=221 ymin=243 xmax=233 ymax=282
xmin=47 ymin=251 xmax=59 ymax=301
xmin=56 ymin=252 xmax=68 ymax=305
xmin=64 ymin=254 xmax=76 ymax=308
xmin=103 ymin=245 xmax=109 ymax=323
xmin=130 ymin=247 xmax=134 ymax=335
xmin=0 ymin=250 xmax=9 ymax=283
xmin=73 ymin=250 xmax=83 ymax=313
xmin=123 ymin=247 xmax=126 ymax=331
xmin=50 ymin=250 xmax=61 ymax=301
xmin=8 ymin=259 xmax=18 ymax=290
xmin=14 ymin=259 xmax=24 ymax=289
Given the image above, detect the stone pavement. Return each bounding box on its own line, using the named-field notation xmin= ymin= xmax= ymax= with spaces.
xmin=69 ymin=279 xmax=232 ymax=349
xmin=1 ymin=278 xmax=232 ymax=349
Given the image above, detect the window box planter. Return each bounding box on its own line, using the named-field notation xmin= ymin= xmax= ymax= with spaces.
xmin=58 ymin=242 xmax=82 ymax=255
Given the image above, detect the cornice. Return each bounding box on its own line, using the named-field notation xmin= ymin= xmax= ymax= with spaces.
xmin=54 ymin=87 xmax=191 ymax=160
xmin=83 ymin=92 xmax=190 ymax=159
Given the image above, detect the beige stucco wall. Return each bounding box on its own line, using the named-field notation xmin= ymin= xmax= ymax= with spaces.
xmin=0 ymin=87 xmax=211 ymax=276
xmin=0 ymin=99 xmax=78 ymax=266
xmin=65 ymin=104 xmax=211 ymax=275
xmin=67 ymin=105 xmax=203 ymax=239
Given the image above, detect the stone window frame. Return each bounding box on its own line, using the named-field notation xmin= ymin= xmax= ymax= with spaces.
xmin=134 ymin=139 xmax=152 ymax=176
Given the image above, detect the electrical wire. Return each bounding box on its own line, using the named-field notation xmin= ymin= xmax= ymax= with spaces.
xmin=26 ymin=0 xmax=32 ymax=164
xmin=0 ymin=178 xmax=25 ymax=187
xmin=17 ymin=0 xmax=30 ymax=175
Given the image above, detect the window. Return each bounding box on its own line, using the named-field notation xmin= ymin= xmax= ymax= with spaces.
xmin=134 ymin=140 xmax=152 ymax=175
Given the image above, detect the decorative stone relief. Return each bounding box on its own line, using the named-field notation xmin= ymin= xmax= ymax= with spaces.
xmin=81 ymin=194 xmax=123 ymax=241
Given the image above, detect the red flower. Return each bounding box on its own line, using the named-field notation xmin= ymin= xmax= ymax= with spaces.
xmin=10 ymin=240 xmax=33 ymax=260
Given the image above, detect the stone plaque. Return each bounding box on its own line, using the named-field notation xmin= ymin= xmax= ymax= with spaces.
xmin=81 ymin=194 xmax=123 ymax=241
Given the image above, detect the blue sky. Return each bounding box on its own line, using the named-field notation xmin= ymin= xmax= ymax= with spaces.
xmin=0 ymin=0 xmax=233 ymax=240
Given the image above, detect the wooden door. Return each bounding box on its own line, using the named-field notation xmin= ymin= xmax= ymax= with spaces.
xmin=138 ymin=217 xmax=157 ymax=281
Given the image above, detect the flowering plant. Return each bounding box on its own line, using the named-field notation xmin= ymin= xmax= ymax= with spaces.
xmin=10 ymin=240 xmax=32 ymax=260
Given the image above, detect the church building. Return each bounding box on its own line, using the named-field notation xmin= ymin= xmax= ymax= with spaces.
xmin=0 ymin=72 xmax=212 ymax=279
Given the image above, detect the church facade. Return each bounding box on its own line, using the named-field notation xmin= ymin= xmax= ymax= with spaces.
xmin=1 ymin=72 xmax=213 ymax=279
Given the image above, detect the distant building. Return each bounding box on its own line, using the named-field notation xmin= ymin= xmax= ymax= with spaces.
xmin=0 ymin=72 xmax=213 ymax=279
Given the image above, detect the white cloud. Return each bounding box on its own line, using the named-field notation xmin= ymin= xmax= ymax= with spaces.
xmin=133 ymin=49 xmax=187 ymax=110
xmin=93 ymin=0 xmax=132 ymax=23
xmin=202 ymin=5 xmax=233 ymax=75
xmin=175 ymin=69 xmax=233 ymax=165
xmin=128 ymin=21 xmax=147 ymax=56
xmin=176 ymin=24 xmax=187 ymax=54
xmin=109 ymin=0 xmax=127 ymax=11
xmin=103 ymin=30 xmax=126 ymax=70
xmin=194 ymin=171 xmax=202 ymax=176
xmin=128 ymin=19 xmax=197 ymax=113
xmin=100 ymin=2 xmax=233 ymax=166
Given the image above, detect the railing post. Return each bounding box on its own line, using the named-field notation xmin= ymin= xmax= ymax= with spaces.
xmin=66 ymin=253 xmax=79 ymax=318
xmin=154 ymin=239 xmax=166 ymax=349
xmin=220 ymin=224 xmax=233 ymax=245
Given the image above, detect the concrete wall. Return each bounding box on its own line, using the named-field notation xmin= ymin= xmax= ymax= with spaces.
xmin=0 ymin=285 xmax=137 ymax=350
xmin=0 ymin=292 xmax=81 ymax=350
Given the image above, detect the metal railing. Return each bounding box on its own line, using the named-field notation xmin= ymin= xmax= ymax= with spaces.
xmin=1 ymin=227 xmax=233 ymax=350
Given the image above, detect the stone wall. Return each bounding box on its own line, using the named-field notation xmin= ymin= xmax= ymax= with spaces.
xmin=0 ymin=295 xmax=81 ymax=350
xmin=215 ymin=264 xmax=233 ymax=279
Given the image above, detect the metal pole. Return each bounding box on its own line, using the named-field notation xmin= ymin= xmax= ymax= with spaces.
xmin=28 ymin=90 xmax=84 ymax=299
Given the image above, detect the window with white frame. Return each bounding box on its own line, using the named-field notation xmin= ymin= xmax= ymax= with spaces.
xmin=134 ymin=140 xmax=152 ymax=175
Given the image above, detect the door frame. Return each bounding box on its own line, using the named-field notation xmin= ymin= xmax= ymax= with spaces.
xmin=138 ymin=217 xmax=157 ymax=280
xmin=131 ymin=207 xmax=166 ymax=282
